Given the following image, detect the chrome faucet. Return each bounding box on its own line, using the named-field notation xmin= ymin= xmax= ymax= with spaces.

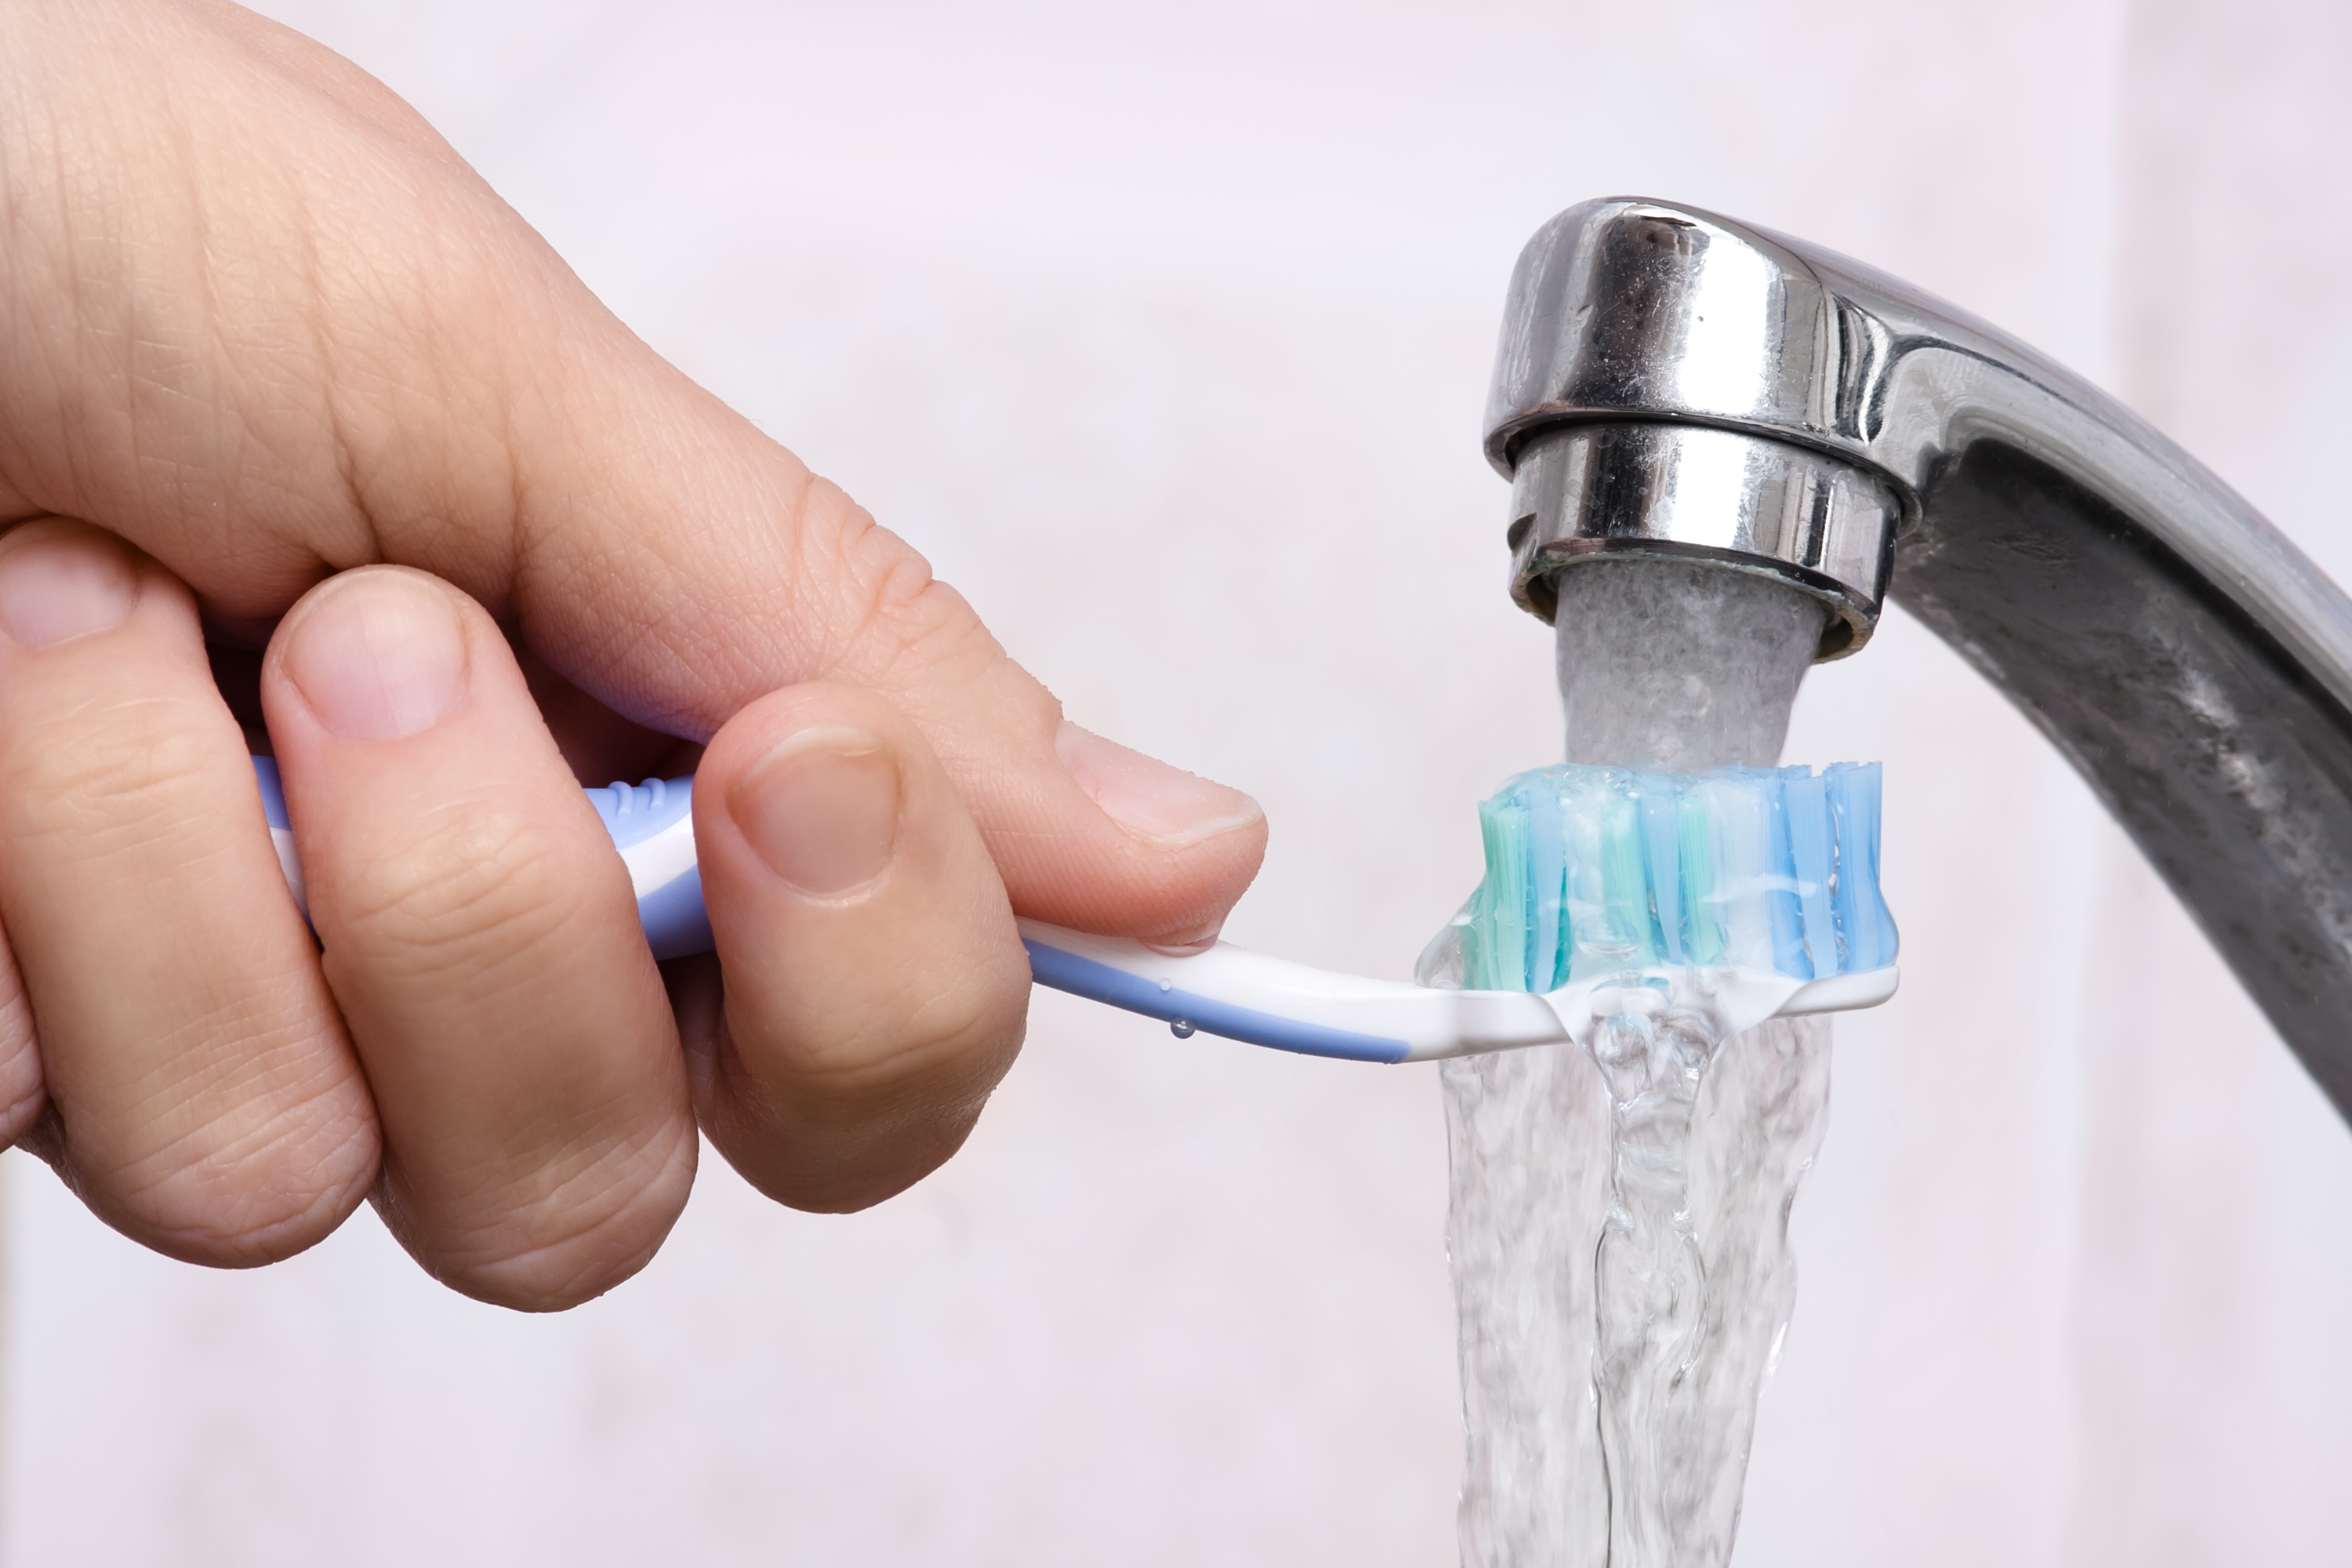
xmin=1489 ymin=198 xmax=2352 ymax=1119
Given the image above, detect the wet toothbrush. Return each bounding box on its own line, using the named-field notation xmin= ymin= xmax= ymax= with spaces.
xmin=1024 ymin=764 xmax=1897 ymax=1061
xmin=252 ymin=757 xmax=1896 ymax=1064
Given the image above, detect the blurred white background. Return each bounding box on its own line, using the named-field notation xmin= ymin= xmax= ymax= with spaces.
xmin=5 ymin=0 xmax=2351 ymax=1563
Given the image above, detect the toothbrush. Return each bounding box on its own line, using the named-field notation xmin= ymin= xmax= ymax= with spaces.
xmin=251 ymin=757 xmax=1897 ymax=1063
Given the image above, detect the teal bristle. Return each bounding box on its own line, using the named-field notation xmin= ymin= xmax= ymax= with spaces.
xmin=1458 ymin=761 xmax=1894 ymax=993
xmin=1559 ymin=771 xmax=1613 ymax=985
xmin=1525 ymin=776 xmax=1567 ymax=993
xmin=1697 ymin=775 xmax=1772 ymax=973
xmin=1465 ymin=797 xmax=1529 ymax=991
xmin=1599 ymin=790 xmax=1657 ymax=971
xmin=1760 ymin=771 xmax=1811 ymax=982
xmin=1677 ymin=789 xmax=1725 ymax=967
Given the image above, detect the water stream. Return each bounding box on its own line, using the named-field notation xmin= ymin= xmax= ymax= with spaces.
xmin=1441 ymin=559 xmax=1836 ymax=1567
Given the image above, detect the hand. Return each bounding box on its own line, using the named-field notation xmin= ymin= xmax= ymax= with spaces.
xmin=0 ymin=1 xmax=1265 ymax=1308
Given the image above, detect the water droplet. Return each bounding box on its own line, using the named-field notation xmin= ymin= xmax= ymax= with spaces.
xmin=1157 ymin=978 xmax=1173 ymax=993
xmin=1171 ymin=1019 xmax=1196 ymax=1039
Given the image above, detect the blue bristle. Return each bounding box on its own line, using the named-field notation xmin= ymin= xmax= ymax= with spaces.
xmin=1460 ymin=760 xmax=1895 ymax=992
xmin=1825 ymin=763 xmax=1896 ymax=972
xmin=1678 ymin=790 xmax=1725 ymax=967
xmin=1638 ymin=776 xmax=1686 ymax=965
xmin=1782 ymin=771 xmax=1839 ymax=978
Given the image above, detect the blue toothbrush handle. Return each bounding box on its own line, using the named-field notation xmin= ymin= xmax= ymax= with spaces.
xmin=252 ymin=757 xmax=713 ymax=960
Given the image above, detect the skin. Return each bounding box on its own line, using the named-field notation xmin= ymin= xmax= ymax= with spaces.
xmin=0 ymin=0 xmax=1267 ymax=1309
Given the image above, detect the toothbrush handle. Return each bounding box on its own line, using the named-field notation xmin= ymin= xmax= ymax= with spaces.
xmin=250 ymin=759 xmax=1890 ymax=1063
xmin=247 ymin=756 xmax=1569 ymax=1063
xmin=1013 ymin=920 xmax=1573 ymax=1064
xmin=253 ymin=757 xmax=713 ymax=958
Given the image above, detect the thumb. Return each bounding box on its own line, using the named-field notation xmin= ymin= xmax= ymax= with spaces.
xmin=0 ymin=0 xmax=1264 ymax=940
xmin=685 ymin=489 xmax=1266 ymax=940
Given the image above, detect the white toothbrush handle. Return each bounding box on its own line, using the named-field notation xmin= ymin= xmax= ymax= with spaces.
xmin=1015 ymin=920 xmax=1573 ymax=1064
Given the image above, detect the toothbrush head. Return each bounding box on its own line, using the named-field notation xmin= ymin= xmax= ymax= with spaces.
xmin=1456 ymin=761 xmax=1897 ymax=1040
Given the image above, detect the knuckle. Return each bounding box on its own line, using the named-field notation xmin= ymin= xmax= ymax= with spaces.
xmin=98 ymin=1080 xmax=379 ymax=1267
xmin=0 ymin=976 xmax=40 ymax=1149
xmin=711 ymin=941 xmax=1029 ymax=1214
xmin=405 ymin=1126 xmax=695 ymax=1312
xmin=806 ymin=482 xmax=1005 ymax=688
xmin=2 ymin=695 xmax=223 ymax=858
xmin=326 ymin=800 xmax=586 ymax=979
xmin=0 ymin=1069 xmax=43 ymax=1152
xmin=777 ymin=947 xmax=1029 ymax=1102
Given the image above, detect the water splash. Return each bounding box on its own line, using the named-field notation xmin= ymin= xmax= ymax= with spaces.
xmin=1587 ymin=1011 xmax=1829 ymax=1566
xmin=1443 ymin=559 xmax=1835 ymax=1566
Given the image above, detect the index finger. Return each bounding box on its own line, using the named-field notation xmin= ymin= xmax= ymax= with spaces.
xmin=0 ymin=0 xmax=1265 ymax=943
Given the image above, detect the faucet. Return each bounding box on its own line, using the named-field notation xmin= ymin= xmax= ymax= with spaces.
xmin=1489 ymin=198 xmax=2352 ymax=1122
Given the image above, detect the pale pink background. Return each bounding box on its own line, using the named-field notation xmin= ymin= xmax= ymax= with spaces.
xmin=5 ymin=2 xmax=2351 ymax=1563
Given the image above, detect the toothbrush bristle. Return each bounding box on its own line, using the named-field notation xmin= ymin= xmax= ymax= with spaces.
xmin=1461 ymin=762 xmax=1895 ymax=993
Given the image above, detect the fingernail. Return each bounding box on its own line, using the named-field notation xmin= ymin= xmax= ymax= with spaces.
xmin=1143 ymin=923 xmax=1225 ymax=953
xmin=0 ymin=525 xmax=138 ymax=649
xmin=731 ymin=726 xmax=902 ymax=897
xmin=281 ymin=571 xmax=467 ymax=740
xmin=1056 ymin=722 xmax=1263 ymax=849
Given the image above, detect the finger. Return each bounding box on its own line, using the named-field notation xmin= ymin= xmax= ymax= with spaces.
xmin=0 ymin=928 xmax=42 ymax=1151
xmin=0 ymin=520 xmax=374 ymax=1261
xmin=676 ymin=683 xmax=1029 ymax=1213
xmin=262 ymin=565 xmax=695 ymax=1310
xmin=0 ymin=1 xmax=1266 ymax=944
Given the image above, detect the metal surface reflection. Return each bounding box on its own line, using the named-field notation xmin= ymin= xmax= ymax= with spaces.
xmin=1508 ymin=424 xmax=1896 ymax=655
xmin=1486 ymin=198 xmax=2352 ymax=1120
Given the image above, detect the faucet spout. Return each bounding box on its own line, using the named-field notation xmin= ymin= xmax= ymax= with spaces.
xmin=1488 ymin=197 xmax=2352 ymax=1120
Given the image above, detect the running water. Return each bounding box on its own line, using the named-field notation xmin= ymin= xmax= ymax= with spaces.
xmin=1438 ymin=559 xmax=1835 ymax=1567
